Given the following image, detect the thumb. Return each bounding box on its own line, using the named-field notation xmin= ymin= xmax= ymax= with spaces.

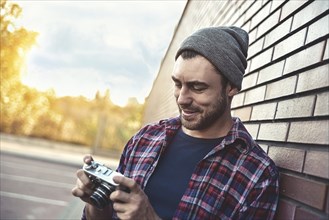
xmin=83 ymin=155 xmax=94 ymax=165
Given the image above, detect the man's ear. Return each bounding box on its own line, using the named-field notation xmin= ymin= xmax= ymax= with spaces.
xmin=227 ymin=84 xmax=239 ymax=97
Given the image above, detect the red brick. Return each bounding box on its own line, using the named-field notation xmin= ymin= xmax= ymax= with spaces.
xmin=294 ymin=206 xmax=324 ymax=220
xmin=275 ymin=95 xmax=316 ymax=119
xmin=248 ymin=37 xmax=264 ymax=58
xmin=258 ymin=122 xmax=289 ymax=142
xmin=244 ymin=123 xmax=259 ymax=140
xmin=292 ymin=0 xmax=329 ymax=31
xmin=264 ymin=17 xmax=292 ymax=48
xmin=241 ymin=72 xmax=258 ymax=90
xmin=250 ymin=2 xmax=271 ymax=30
xmin=231 ymin=106 xmax=252 ymax=122
xmin=314 ymin=91 xmax=329 ymax=116
xmin=304 ymin=150 xmax=329 ymax=179
xmin=306 ymin=15 xmax=329 ymax=44
xmin=248 ymin=25 xmax=257 ymax=44
xmin=325 ymin=187 xmax=329 ymax=214
xmin=246 ymin=59 xmax=251 ymax=74
xmin=274 ymin=198 xmax=296 ymax=220
xmin=239 ymin=0 xmax=255 ymax=22
xmin=257 ymin=9 xmax=280 ymax=38
xmin=284 ymin=41 xmax=325 ymax=75
xmin=244 ymin=0 xmax=263 ymax=24
xmin=270 ymin=0 xmax=285 ymax=13
xmin=249 ymin=48 xmax=273 ymax=72
xmin=251 ymin=102 xmax=277 ymax=121
xmin=288 ymin=120 xmax=329 ymax=145
xmin=257 ymin=60 xmax=285 ymax=84
xmin=268 ymin=147 xmax=305 ymax=172
xmin=280 ymin=173 xmax=328 ymax=210
xmin=273 ymin=28 xmax=307 ymax=60
xmin=324 ymin=40 xmax=329 ymax=60
xmin=244 ymin=85 xmax=266 ymax=105
xmin=296 ymin=64 xmax=329 ymax=93
xmin=280 ymin=0 xmax=308 ymax=21
xmin=265 ymin=76 xmax=297 ymax=100
xmin=231 ymin=92 xmax=245 ymax=109
xmin=222 ymin=2 xmax=240 ymax=26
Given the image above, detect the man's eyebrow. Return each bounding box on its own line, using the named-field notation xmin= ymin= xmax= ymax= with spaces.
xmin=171 ymin=76 xmax=207 ymax=85
xmin=171 ymin=76 xmax=184 ymax=83
xmin=188 ymin=81 xmax=208 ymax=85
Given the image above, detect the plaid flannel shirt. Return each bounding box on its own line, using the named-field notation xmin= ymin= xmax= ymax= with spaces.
xmin=82 ymin=116 xmax=279 ymax=220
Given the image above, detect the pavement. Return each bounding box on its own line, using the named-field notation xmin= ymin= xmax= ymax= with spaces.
xmin=0 ymin=133 xmax=120 ymax=168
xmin=0 ymin=133 xmax=121 ymax=220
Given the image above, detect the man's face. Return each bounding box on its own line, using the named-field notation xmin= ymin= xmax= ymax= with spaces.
xmin=172 ymin=55 xmax=230 ymax=131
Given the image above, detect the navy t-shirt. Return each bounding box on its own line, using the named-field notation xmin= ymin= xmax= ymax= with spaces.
xmin=144 ymin=128 xmax=223 ymax=219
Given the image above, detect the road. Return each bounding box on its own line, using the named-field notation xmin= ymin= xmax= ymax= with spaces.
xmin=0 ymin=152 xmax=83 ymax=220
xmin=0 ymin=134 xmax=120 ymax=220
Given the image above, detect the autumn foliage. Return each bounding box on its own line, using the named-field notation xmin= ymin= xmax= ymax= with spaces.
xmin=0 ymin=0 xmax=143 ymax=154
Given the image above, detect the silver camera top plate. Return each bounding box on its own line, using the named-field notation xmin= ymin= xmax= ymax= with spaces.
xmin=83 ymin=161 xmax=123 ymax=186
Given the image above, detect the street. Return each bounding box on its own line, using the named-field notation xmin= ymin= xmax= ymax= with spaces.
xmin=0 ymin=152 xmax=83 ymax=220
xmin=0 ymin=134 xmax=120 ymax=220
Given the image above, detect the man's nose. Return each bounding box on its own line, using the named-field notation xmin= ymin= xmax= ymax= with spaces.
xmin=176 ymin=87 xmax=192 ymax=106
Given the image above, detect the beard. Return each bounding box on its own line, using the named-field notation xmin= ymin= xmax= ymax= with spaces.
xmin=178 ymin=92 xmax=228 ymax=131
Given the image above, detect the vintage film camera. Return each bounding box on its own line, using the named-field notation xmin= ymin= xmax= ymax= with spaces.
xmin=83 ymin=161 xmax=124 ymax=209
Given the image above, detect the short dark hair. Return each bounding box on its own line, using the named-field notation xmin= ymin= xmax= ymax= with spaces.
xmin=179 ymin=50 xmax=229 ymax=88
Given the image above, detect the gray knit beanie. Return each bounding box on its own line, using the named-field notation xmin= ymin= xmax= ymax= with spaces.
xmin=175 ymin=26 xmax=249 ymax=90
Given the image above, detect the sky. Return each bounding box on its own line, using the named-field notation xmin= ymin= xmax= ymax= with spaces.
xmin=14 ymin=0 xmax=186 ymax=106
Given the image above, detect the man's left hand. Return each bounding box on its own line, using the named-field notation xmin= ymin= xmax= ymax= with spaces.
xmin=110 ymin=176 xmax=161 ymax=220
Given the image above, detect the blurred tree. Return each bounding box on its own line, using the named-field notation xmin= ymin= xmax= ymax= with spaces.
xmin=0 ymin=0 xmax=38 ymax=133
xmin=0 ymin=1 xmax=144 ymax=155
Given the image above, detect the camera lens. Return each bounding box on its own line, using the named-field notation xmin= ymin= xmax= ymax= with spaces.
xmin=90 ymin=182 xmax=116 ymax=209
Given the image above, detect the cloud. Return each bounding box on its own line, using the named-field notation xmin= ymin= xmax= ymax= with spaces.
xmin=15 ymin=0 xmax=186 ymax=106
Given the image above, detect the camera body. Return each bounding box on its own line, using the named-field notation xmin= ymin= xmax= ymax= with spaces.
xmin=83 ymin=161 xmax=124 ymax=209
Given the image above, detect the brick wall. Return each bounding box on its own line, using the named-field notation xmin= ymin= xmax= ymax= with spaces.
xmin=143 ymin=0 xmax=329 ymax=219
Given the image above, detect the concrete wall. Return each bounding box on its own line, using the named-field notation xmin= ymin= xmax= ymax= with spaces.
xmin=143 ymin=0 xmax=329 ymax=219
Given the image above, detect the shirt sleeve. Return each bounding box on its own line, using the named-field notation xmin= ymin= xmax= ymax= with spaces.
xmin=81 ymin=206 xmax=87 ymax=220
xmin=237 ymin=165 xmax=280 ymax=220
xmin=81 ymin=205 xmax=116 ymax=220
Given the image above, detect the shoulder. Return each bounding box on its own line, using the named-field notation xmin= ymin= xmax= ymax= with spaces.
xmin=133 ymin=116 xmax=181 ymax=138
xmin=124 ymin=116 xmax=181 ymax=150
xmin=249 ymin=145 xmax=279 ymax=179
xmin=230 ymin=118 xmax=279 ymax=179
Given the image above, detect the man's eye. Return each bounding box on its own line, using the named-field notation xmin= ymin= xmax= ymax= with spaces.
xmin=191 ymin=85 xmax=206 ymax=91
xmin=174 ymin=82 xmax=182 ymax=88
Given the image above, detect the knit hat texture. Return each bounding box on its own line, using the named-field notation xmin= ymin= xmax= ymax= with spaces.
xmin=175 ymin=26 xmax=249 ymax=90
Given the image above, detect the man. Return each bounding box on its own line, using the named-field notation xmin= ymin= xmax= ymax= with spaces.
xmin=72 ymin=26 xmax=279 ymax=220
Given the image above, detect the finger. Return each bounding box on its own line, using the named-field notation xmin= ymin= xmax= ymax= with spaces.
xmin=72 ymin=180 xmax=93 ymax=204
xmin=112 ymin=202 xmax=126 ymax=213
xmin=79 ymin=177 xmax=94 ymax=195
xmin=77 ymin=169 xmax=91 ymax=184
xmin=113 ymin=176 xmax=139 ymax=193
xmin=109 ymin=189 xmax=130 ymax=203
xmin=83 ymin=155 xmax=94 ymax=164
xmin=72 ymin=189 xmax=91 ymax=204
xmin=72 ymin=185 xmax=90 ymax=198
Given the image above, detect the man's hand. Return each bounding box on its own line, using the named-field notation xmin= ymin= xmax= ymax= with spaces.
xmin=71 ymin=155 xmax=94 ymax=203
xmin=110 ymin=175 xmax=161 ymax=220
xmin=71 ymin=155 xmax=112 ymax=220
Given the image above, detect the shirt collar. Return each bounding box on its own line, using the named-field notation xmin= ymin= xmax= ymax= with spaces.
xmin=162 ymin=116 xmax=255 ymax=154
xmin=223 ymin=117 xmax=255 ymax=154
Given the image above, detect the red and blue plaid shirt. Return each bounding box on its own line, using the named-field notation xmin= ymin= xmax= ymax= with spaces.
xmin=116 ymin=116 xmax=279 ymax=220
xmin=82 ymin=116 xmax=279 ymax=219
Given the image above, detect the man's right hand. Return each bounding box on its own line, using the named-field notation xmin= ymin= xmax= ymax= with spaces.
xmin=72 ymin=155 xmax=94 ymax=204
xmin=71 ymin=155 xmax=113 ymax=220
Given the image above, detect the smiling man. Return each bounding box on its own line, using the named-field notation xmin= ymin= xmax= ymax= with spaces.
xmin=72 ymin=26 xmax=279 ymax=220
